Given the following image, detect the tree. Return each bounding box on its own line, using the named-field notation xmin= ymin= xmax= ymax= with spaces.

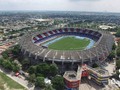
xmin=36 ymin=63 xmax=49 ymax=77
xmin=117 ymin=48 xmax=120 ymax=57
xmin=28 ymin=74 xmax=36 ymax=83
xmin=45 ymin=84 xmax=54 ymax=90
xmin=12 ymin=65 xmax=20 ymax=72
xmin=0 ymin=58 xmax=4 ymax=65
xmin=35 ymin=76 xmax=45 ymax=88
xmin=2 ymin=60 xmax=13 ymax=70
xmin=34 ymin=63 xmax=58 ymax=77
xmin=112 ymin=43 xmax=116 ymax=50
xmin=11 ymin=45 xmax=20 ymax=56
xmin=0 ymin=57 xmax=20 ymax=72
xmin=52 ymin=76 xmax=64 ymax=90
xmin=28 ymin=66 xmax=36 ymax=74
xmin=21 ymin=58 xmax=30 ymax=69
xmin=116 ymin=60 xmax=120 ymax=69
xmin=2 ymin=50 xmax=9 ymax=59
xmin=22 ymin=58 xmax=30 ymax=65
xmin=49 ymin=64 xmax=58 ymax=77
xmin=115 ymin=29 xmax=120 ymax=37
xmin=108 ymin=51 xmax=115 ymax=60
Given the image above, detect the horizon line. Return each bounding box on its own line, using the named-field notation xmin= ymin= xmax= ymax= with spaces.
xmin=0 ymin=10 xmax=120 ymax=14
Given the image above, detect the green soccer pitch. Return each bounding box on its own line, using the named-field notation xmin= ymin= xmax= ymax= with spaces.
xmin=48 ymin=36 xmax=90 ymax=50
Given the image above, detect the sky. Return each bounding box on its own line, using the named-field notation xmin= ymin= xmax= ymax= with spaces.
xmin=0 ymin=0 xmax=120 ymax=12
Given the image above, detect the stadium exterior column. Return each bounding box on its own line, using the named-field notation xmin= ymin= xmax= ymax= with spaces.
xmin=52 ymin=54 xmax=55 ymax=64
xmin=71 ymin=60 xmax=74 ymax=70
xmin=35 ymin=55 xmax=37 ymax=60
xmin=21 ymin=47 xmax=24 ymax=52
xmin=77 ymin=52 xmax=82 ymax=64
xmin=81 ymin=52 xmax=84 ymax=65
xmin=105 ymin=45 xmax=109 ymax=56
xmin=43 ymin=56 xmax=46 ymax=62
xmin=62 ymin=60 xmax=64 ymax=72
xmin=52 ymin=55 xmax=55 ymax=64
xmin=70 ymin=52 xmax=74 ymax=70
xmin=89 ymin=50 xmax=92 ymax=64
xmin=100 ymin=44 xmax=105 ymax=60
xmin=104 ymin=45 xmax=108 ymax=59
xmin=24 ymin=50 xmax=26 ymax=55
xmin=52 ymin=50 xmax=57 ymax=63
xmin=29 ymin=53 xmax=31 ymax=57
xmin=95 ymin=47 xmax=99 ymax=61
xmin=52 ymin=59 xmax=54 ymax=64
xmin=44 ymin=50 xmax=51 ymax=62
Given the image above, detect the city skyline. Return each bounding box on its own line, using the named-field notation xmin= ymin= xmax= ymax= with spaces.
xmin=0 ymin=0 xmax=120 ymax=13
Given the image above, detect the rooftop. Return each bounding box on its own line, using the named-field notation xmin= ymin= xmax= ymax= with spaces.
xmin=63 ymin=71 xmax=78 ymax=81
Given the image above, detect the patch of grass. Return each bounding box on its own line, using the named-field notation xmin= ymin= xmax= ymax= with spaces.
xmin=0 ymin=72 xmax=26 ymax=90
xmin=48 ymin=36 xmax=90 ymax=50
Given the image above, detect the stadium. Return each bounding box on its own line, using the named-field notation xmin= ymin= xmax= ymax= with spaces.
xmin=19 ymin=28 xmax=114 ymax=71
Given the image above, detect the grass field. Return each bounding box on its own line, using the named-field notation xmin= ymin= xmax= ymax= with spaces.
xmin=0 ymin=72 xmax=26 ymax=90
xmin=48 ymin=36 xmax=90 ymax=50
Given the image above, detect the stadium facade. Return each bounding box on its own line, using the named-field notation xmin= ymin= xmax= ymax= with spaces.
xmin=19 ymin=28 xmax=114 ymax=71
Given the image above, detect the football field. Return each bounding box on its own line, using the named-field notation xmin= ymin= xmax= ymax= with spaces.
xmin=48 ymin=36 xmax=90 ymax=50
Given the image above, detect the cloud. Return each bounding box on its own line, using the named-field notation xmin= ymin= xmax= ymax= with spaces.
xmin=0 ymin=0 xmax=120 ymax=12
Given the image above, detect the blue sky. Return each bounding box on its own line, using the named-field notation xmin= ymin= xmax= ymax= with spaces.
xmin=0 ymin=0 xmax=120 ymax=12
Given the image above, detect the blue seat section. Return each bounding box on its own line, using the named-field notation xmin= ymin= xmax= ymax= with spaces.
xmin=33 ymin=29 xmax=101 ymax=43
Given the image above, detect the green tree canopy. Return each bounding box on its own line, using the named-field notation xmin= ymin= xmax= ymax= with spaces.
xmin=112 ymin=43 xmax=116 ymax=50
xmin=52 ymin=76 xmax=64 ymax=90
xmin=11 ymin=45 xmax=20 ymax=56
xmin=2 ymin=60 xmax=13 ymax=70
xmin=115 ymin=29 xmax=120 ymax=37
xmin=49 ymin=64 xmax=58 ymax=77
xmin=116 ymin=60 xmax=120 ymax=69
xmin=108 ymin=50 xmax=115 ymax=60
xmin=36 ymin=63 xmax=49 ymax=77
xmin=0 ymin=58 xmax=4 ymax=65
xmin=21 ymin=58 xmax=30 ymax=68
xmin=2 ymin=50 xmax=9 ymax=59
xmin=117 ymin=48 xmax=120 ymax=57
xmin=35 ymin=76 xmax=45 ymax=88
xmin=35 ymin=63 xmax=58 ymax=77
xmin=28 ymin=74 xmax=36 ymax=83
xmin=28 ymin=66 xmax=36 ymax=74
xmin=12 ymin=64 xmax=20 ymax=72
xmin=45 ymin=84 xmax=54 ymax=90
